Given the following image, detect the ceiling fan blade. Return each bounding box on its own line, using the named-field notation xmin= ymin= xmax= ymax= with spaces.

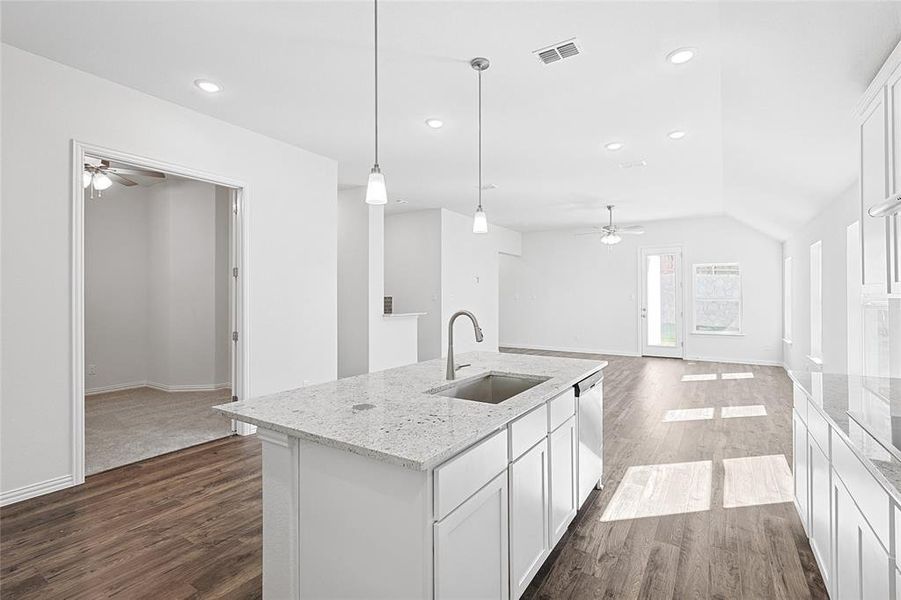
xmin=619 ymin=229 xmax=645 ymax=235
xmin=575 ymin=231 xmax=602 ymax=237
xmin=617 ymin=225 xmax=644 ymax=232
xmin=105 ymin=167 xmax=165 ymax=178
xmin=107 ymin=172 xmax=138 ymax=187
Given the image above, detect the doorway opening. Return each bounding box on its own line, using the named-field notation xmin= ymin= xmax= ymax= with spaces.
xmin=640 ymin=246 xmax=683 ymax=358
xmin=72 ymin=142 xmax=248 ymax=481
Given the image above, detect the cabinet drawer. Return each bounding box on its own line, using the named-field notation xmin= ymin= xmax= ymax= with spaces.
xmin=510 ymin=405 xmax=548 ymax=460
xmin=548 ymin=388 xmax=576 ymax=432
xmin=806 ymin=400 xmax=830 ymax=457
xmin=434 ymin=428 xmax=508 ymax=521
xmin=793 ymin=384 xmax=808 ymax=424
xmin=831 ymin=429 xmax=890 ymax=547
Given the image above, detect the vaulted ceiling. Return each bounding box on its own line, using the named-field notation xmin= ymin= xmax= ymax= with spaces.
xmin=3 ymin=1 xmax=901 ymax=239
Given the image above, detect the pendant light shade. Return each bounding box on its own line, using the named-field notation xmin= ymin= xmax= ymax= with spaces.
xmin=365 ymin=0 xmax=387 ymax=205
xmin=471 ymin=57 xmax=490 ymax=234
xmin=473 ymin=206 xmax=488 ymax=233
xmin=366 ymin=165 xmax=387 ymax=205
xmin=83 ymin=170 xmax=93 ymax=188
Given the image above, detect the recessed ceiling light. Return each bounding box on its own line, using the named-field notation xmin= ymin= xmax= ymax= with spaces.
xmin=194 ymin=79 xmax=222 ymax=93
xmin=666 ymin=47 xmax=696 ymax=65
xmin=605 ymin=142 xmax=625 ymax=152
xmin=425 ymin=118 xmax=444 ymax=129
xmin=668 ymin=130 xmax=687 ymax=140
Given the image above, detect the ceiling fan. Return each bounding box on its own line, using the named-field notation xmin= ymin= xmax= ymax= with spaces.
xmin=83 ymin=158 xmax=165 ymax=197
xmin=577 ymin=204 xmax=645 ymax=245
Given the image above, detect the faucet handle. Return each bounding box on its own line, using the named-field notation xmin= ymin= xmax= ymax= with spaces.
xmin=455 ymin=363 xmax=471 ymax=371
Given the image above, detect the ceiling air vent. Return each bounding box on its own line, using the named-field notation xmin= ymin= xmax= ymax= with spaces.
xmin=533 ymin=38 xmax=581 ymax=65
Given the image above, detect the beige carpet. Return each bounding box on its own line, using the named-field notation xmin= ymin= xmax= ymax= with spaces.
xmin=85 ymin=386 xmax=234 ymax=475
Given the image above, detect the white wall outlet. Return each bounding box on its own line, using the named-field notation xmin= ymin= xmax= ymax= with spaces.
xmin=87 ymin=364 xmax=96 ymax=376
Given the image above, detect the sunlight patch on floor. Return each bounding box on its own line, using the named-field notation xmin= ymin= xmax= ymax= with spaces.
xmin=600 ymin=460 xmax=712 ymax=522
xmin=681 ymin=373 xmax=717 ymax=382
xmin=663 ymin=407 xmax=715 ymax=422
xmin=723 ymin=454 xmax=793 ymax=508
xmin=721 ymin=405 xmax=767 ymax=418
xmin=721 ymin=372 xmax=754 ymax=380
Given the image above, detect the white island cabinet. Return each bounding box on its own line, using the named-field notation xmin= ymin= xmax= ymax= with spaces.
xmin=214 ymin=351 xmax=606 ymax=600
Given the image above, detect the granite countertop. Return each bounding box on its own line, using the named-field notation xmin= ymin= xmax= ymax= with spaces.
xmin=788 ymin=370 xmax=901 ymax=503
xmin=214 ymin=351 xmax=606 ymax=471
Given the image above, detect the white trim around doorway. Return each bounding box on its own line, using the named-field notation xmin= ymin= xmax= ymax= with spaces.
xmin=70 ymin=140 xmax=253 ymax=488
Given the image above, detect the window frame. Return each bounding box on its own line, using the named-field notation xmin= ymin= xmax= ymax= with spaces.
xmin=691 ymin=262 xmax=743 ymax=336
xmin=809 ymin=241 xmax=823 ymax=365
xmin=783 ymin=256 xmax=792 ymax=344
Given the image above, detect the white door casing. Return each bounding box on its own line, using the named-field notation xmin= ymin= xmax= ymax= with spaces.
xmin=640 ymin=246 xmax=684 ymax=358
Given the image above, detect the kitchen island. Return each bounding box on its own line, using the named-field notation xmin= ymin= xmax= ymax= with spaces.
xmin=215 ymin=351 xmax=606 ymax=600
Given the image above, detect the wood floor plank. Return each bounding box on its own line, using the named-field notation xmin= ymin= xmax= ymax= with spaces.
xmin=1 ymin=351 xmax=828 ymax=599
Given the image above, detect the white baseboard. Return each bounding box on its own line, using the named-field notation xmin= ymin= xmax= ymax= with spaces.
xmin=499 ymin=343 xmax=640 ymax=357
xmin=85 ymin=381 xmax=147 ymax=395
xmin=145 ymin=381 xmax=231 ymax=393
xmin=500 ymin=344 xmax=781 ymax=367
xmin=1 ymin=474 xmax=74 ymax=507
xmin=683 ymin=355 xmax=783 ymax=367
xmin=87 ymin=381 xmax=231 ymax=395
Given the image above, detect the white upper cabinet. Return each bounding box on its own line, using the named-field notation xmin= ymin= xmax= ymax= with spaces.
xmin=889 ymin=64 xmax=901 ymax=293
xmin=860 ymin=87 xmax=888 ymax=288
xmin=860 ymin=40 xmax=901 ymax=294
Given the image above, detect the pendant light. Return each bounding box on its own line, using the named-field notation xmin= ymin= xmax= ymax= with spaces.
xmin=365 ymin=0 xmax=387 ymax=205
xmin=471 ymin=57 xmax=490 ymax=233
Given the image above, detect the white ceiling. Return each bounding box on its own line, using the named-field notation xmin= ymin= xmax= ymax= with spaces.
xmin=3 ymin=1 xmax=901 ymax=239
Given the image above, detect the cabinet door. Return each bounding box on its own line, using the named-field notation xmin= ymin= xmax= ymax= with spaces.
xmin=834 ymin=477 xmax=861 ymax=599
xmin=549 ymin=416 xmax=577 ymax=547
xmin=793 ymin=410 xmax=809 ymax=531
xmin=833 ymin=475 xmax=892 ymax=600
xmin=860 ymin=87 xmax=889 ymax=287
xmin=861 ymin=517 xmax=891 ymax=600
xmin=510 ymin=438 xmax=549 ymax=600
xmin=434 ymin=471 xmax=509 ymax=600
xmin=808 ymin=440 xmax=831 ymax=591
xmin=889 ymin=66 xmax=901 ymax=293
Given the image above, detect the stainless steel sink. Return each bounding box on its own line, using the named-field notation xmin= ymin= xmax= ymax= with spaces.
xmin=431 ymin=374 xmax=549 ymax=404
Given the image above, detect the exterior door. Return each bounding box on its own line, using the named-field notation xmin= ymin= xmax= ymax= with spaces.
xmin=641 ymin=247 xmax=683 ymax=358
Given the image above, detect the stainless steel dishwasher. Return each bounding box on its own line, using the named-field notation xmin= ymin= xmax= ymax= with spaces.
xmin=575 ymin=370 xmax=604 ymax=507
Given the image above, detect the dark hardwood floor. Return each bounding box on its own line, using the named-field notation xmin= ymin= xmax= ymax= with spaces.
xmin=511 ymin=349 xmax=827 ymax=600
xmin=0 ymin=436 xmax=262 ymax=599
xmin=1 ymin=350 xmax=827 ymax=599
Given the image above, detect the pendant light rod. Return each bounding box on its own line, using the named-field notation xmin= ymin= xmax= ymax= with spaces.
xmin=374 ymin=0 xmax=379 ymax=166
xmin=365 ymin=0 xmax=387 ymax=204
xmin=471 ymin=57 xmax=489 ymax=208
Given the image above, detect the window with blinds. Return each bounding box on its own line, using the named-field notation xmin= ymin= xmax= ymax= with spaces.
xmin=693 ymin=263 xmax=742 ymax=334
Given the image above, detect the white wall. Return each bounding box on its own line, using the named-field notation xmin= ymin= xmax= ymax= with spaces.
xmin=337 ymin=189 xmax=369 ymax=378
xmin=1 ymin=45 xmax=337 ymax=500
xmin=384 ymin=208 xmax=522 ymax=360
xmin=86 ymin=178 xmax=230 ymax=392
xmin=384 ymin=210 xmax=442 ymax=360
xmin=782 ymin=183 xmax=859 ymax=373
xmin=84 ymin=183 xmax=151 ymax=390
xmin=337 ymin=188 xmax=418 ymax=376
xmin=500 ymin=215 xmax=783 ymax=365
